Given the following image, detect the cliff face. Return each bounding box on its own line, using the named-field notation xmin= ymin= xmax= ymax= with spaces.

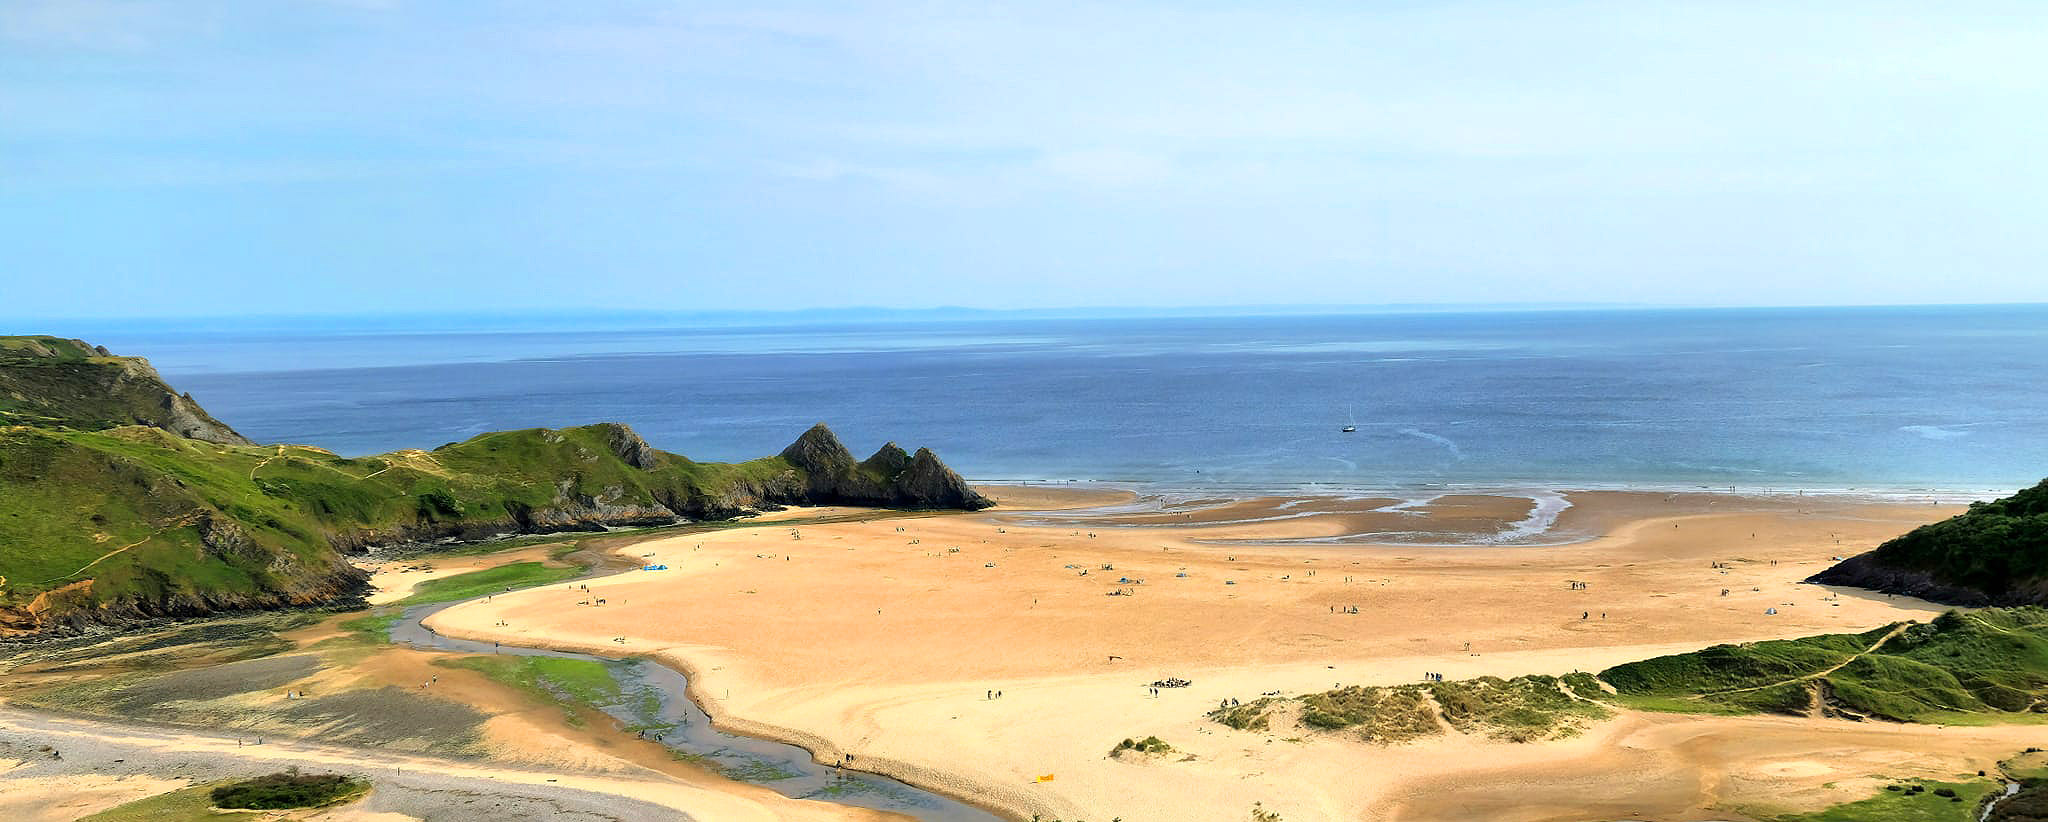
xmin=1806 ymin=554 xmax=2021 ymax=607
xmin=1 ymin=342 xmax=991 ymax=635
xmin=0 ymin=336 xmax=252 ymax=445
xmin=1808 ymin=478 xmax=2048 ymax=606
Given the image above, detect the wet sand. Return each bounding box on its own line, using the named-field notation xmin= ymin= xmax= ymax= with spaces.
xmin=418 ymin=486 xmax=2015 ymax=821
xmin=0 ymin=706 xmax=887 ymax=821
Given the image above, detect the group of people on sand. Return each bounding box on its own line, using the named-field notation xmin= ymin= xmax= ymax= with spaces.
xmin=985 ymin=689 xmax=1005 ymax=700
xmin=1423 ymin=672 xmax=1445 ymax=682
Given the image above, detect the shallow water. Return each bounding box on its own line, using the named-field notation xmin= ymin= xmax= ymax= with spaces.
xmin=1982 ymin=781 xmax=2022 ymax=822
xmin=388 ymin=603 xmax=1003 ymax=822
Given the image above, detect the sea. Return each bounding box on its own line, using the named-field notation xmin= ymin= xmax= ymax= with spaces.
xmin=50 ymin=304 xmax=2048 ymax=499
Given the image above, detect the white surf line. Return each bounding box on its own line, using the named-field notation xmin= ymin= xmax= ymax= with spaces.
xmin=1369 ymin=494 xmax=1444 ymax=514
xmin=1481 ymin=489 xmax=1573 ymax=544
xmin=994 ymin=489 xmax=1255 ymax=525
xmin=1398 ymin=427 xmax=1464 ymax=459
xmin=1193 ymin=490 xmax=1579 ymax=547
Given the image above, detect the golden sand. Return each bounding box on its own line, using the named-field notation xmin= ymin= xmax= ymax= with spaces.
xmin=410 ymin=487 xmax=2030 ymax=821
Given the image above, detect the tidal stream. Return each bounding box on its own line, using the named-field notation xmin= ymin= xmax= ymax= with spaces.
xmin=390 ymin=602 xmax=1004 ymax=822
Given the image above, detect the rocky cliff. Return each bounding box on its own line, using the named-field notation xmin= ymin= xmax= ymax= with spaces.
xmin=0 ymin=336 xmax=251 ymax=445
xmin=780 ymin=423 xmax=992 ymax=510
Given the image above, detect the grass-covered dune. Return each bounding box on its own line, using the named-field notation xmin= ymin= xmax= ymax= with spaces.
xmin=1810 ymin=479 xmax=2048 ymax=606
xmin=1213 ymin=609 xmax=2048 ymax=747
xmin=1209 ymin=672 xmax=1614 ymax=744
xmin=0 ymin=336 xmax=990 ymax=634
xmin=1601 ymin=608 xmax=2048 ymax=722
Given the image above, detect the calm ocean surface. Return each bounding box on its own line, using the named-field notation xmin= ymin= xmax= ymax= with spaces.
xmin=62 ymin=305 xmax=2048 ymax=495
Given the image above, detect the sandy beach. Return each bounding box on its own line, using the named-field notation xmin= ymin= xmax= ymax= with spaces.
xmin=412 ymin=485 xmax=2028 ymax=821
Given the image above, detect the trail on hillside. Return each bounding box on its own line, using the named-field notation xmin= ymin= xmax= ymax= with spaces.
xmin=37 ymin=512 xmax=205 ymax=585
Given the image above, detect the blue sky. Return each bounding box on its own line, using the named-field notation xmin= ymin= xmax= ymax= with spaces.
xmin=3 ymin=1 xmax=2044 ymax=318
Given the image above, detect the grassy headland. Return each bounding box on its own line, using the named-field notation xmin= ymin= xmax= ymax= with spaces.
xmin=0 ymin=334 xmax=989 ymax=634
xmin=1811 ymin=479 xmax=2048 ymax=606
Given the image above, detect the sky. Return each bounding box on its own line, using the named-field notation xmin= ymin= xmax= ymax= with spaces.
xmin=2 ymin=0 xmax=2045 ymax=319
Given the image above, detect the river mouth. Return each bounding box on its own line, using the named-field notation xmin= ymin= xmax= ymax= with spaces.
xmin=390 ymin=602 xmax=1004 ymax=822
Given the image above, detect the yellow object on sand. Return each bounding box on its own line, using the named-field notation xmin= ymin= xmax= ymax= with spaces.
xmin=1036 ymin=773 xmax=1055 ymax=782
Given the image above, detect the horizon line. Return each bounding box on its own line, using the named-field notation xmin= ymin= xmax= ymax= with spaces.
xmin=12 ymin=299 xmax=2048 ymax=330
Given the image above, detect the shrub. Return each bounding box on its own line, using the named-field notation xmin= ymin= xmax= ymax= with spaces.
xmin=1112 ymin=735 xmax=1173 ymax=756
xmin=210 ymin=770 xmax=367 ymax=810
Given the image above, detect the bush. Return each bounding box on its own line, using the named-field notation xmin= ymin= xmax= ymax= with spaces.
xmin=1113 ymin=736 xmax=1173 ymax=755
xmin=1209 ymin=698 xmax=1276 ymax=731
xmin=210 ymin=770 xmax=367 ymax=810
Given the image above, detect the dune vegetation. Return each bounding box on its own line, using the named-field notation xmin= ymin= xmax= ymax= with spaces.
xmin=1210 ymin=672 xmax=1612 ymax=744
xmin=1216 ymin=610 xmax=2048 ymax=746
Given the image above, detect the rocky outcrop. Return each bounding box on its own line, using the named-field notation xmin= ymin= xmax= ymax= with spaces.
xmin=892 ymin=447 xmax=990 ymax=510
xmin=860 ymin=442 xmax=914 ymax=477
xmin=1806 ymin=554 xmax=1998 ymax=606
xmin=161 ymin=389 xmax=252 ymax=445
xmin=780 ymin=423 xmax=866 ymax=496
xmin=1808 ymin=553 xmax=2048 ymax=607
xmin=779 ymin=423 xmax=991 ymax=510
xmin=598 ymin=422 xmax=661 ymax=469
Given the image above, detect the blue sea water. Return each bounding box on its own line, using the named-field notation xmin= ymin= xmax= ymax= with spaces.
xmin=57 ymin=305 xmax=2048 ymax=495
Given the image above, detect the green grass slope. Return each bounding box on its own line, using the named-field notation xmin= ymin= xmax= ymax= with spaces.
xmin=1810 ymin=479 xmax=2048 ymax=606
xmin=0 ymin=426 xmax=368 ymax=632
xmin=2 ymin=418 xmax=980 ymax=634
xmin=1601 ymin=608 xmax=2048 ymax=722
xmin=0 ymin=422 xmax=801 ymax=631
